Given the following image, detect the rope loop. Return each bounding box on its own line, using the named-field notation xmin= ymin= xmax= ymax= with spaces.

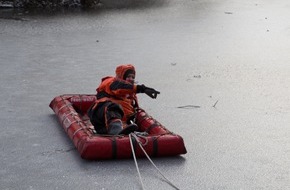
xmin=133 ymin=131 xmax=149 ymax=146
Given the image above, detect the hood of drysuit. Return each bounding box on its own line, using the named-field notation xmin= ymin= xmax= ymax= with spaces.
xmin=115 ymin=64 xmax=136 ymax=80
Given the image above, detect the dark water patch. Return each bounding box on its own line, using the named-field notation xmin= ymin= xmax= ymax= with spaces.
xmin=0 ymin=0 xmax=167 ymax=12
xmin=0 ymin=7 xmax=81 ymax=20
xmin=0 ymin=0 xmax=84 ymax=9
xmin=0 ymin=0 xmax=167 ymax=19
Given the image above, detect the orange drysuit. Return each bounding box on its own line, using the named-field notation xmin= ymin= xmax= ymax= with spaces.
xmin=91 ymin=64 xmax=140 ymax=126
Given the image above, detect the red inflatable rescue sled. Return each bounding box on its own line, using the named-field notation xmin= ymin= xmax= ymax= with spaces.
xmin=49 ymin=94 xmax=187 ymax=160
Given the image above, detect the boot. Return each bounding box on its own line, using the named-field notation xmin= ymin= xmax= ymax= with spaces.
xmin=119 ymin=122 xmax=138 ymax=135
xmin=108 ymin=120 xmax=123 ymax=135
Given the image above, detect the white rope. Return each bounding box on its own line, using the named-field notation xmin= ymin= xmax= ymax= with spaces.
xmin=129 ymin=133 xmax=145 ymax=190
xmin=130 ymin=132 xmax=180 ymax=190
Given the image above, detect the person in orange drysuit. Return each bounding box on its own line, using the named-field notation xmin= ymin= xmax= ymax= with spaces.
xmin=88 ymin=64 xmax=160 ymax=135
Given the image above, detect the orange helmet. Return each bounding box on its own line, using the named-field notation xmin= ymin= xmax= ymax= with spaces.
xmin=115 ymin=64 xmax=136 ymax=80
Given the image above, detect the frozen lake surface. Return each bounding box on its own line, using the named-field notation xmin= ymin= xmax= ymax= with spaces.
xmin=1 ymin=0 xmax=290 ymax=189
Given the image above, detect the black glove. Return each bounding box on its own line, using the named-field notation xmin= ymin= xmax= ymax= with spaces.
xmin=136 ymin=84 xmax=160 ymax=99
xmin=144 ymin=87 xmax=160 ymax=99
